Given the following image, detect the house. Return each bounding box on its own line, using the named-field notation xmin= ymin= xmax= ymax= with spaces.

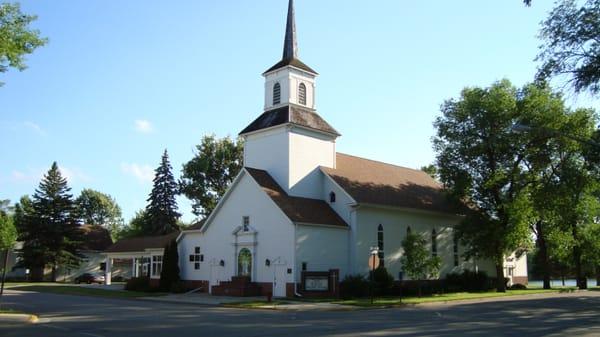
xmin=104 ymin=0 xmax=527 ymax=295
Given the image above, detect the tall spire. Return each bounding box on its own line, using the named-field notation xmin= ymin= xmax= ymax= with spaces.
xmin=282 ymin=0 xmax=298 ymax=60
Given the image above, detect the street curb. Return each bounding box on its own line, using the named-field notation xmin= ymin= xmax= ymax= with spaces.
xmin=0 ymin=313 xmax=39 ymax=323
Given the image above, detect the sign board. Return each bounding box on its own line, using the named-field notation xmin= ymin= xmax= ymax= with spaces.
xmin=305 ymin=276 xmax=329 ymax=291
xmin=368 ymin=255 xmax=380 ymax=270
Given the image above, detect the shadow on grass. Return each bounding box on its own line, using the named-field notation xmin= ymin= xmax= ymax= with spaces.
xmin=8 ymin=285 xmax=165 ymax=299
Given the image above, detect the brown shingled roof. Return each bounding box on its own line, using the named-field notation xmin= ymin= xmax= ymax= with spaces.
xmin=263 ymin=57 xmax=318 ymax=75
xmin=105 ymin=232 xmax=179 ymax=253
xmin=245 ymin=168 xmax=347 ymax=227
xmin=322 ymin=153 xmax=461 ymax=215
xmin=239 ymin=104 xmax=340 ymax=136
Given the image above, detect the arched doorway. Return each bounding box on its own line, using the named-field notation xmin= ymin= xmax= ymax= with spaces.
xmin=238 ymin=248 xmax=252 ymax=278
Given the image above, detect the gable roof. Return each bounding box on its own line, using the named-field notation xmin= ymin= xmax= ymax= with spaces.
xmin=78 ymin=224 xmax=113 ymax=251
xmin=322 ymin=153 xmax=461 ymax=215
xmin=245 ymin=167 xmax=347 ymax=228
xmin=264 ymin=58 xmax=318 ymax=75
xmin=239 ymin=104 xmax=339 ymax=136
xmin=105 ymin=232 xmax=179 ymax=253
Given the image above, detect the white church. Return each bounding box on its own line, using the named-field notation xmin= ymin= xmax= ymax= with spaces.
xmin=105 ymin=0 xmax=528 ymax=297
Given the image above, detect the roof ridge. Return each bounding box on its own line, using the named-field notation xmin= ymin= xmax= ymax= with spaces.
xmin=335 ymin=152 xmax=427 ymax=174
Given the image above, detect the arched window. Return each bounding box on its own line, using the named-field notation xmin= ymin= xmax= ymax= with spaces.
xmin=329 ymin=191 xmax=336 ymax=203
xmin=431 ymin=229 xmax=438 ymax=257
xmin=273 ymin=82 xmax=281 ymax=105
xmin=238 ymin=248 xmax=252 ymax=277
xmin=377 ymin=224 xmax=384 ymax=267
xmin=298 ymin=83 xmax=307 ymax=105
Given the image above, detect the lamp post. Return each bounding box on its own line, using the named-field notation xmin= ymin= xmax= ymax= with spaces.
xmin=369 ymin=246 xmax=379 ymax=305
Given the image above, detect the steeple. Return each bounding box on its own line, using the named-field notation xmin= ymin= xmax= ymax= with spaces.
xmin=282 ymin=0 xmax=298 ymax=60
xmin=263 ymin=0 xmax=317 ymax=75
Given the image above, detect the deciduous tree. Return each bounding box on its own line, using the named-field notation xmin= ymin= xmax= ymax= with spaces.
xmin=180 ymin=135 xmax=243 ymax=218
xmin=400 ymin=232 xmax=441 ymax=297
xmin=76 ymin=189 xmax=124 ymax=240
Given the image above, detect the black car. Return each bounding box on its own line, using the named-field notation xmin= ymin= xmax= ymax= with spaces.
xmin=74 ymin=273 xmax=105 ymax=284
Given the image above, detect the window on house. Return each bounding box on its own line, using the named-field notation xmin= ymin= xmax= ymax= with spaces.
xmin=189 ymin=247 xmax=203 ymax=270
xmin=453 ymin=233 xmax=459 ymax=267
xmin=273 ymin=82 xmax=281 ymax=105
xmin=431 ymin=229 xmax=438 ymax=257
xmin=302 ymin=262 xmax=307 ymax=271
xmin=329 ymin=191 xmax=336 ymax=203
xmin=377 ymin=224 xmax=384 ymax=267
xmin=243 ymin=216 xmax=250 ymax=231
xmin=298 ymin=83 xmax=307 ymax=105
xmin=151 ymin=255 xmax=163 ymax=277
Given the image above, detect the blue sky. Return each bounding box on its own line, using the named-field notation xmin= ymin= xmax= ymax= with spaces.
xmin=1 ymin=0 xmax=597 ymax=223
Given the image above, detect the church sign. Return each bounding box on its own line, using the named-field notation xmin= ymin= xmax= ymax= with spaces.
xmin=304 ymin=276 xmax=329 ymax=291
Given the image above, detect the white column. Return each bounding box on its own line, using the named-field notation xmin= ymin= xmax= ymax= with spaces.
xmin=105 ymin=256 xmax=112 ymax=285
xmin=132 ymin=258 xmax=136 ymax=278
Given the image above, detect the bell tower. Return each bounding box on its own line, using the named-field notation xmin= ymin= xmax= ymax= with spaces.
xmin=240 ymin=0 xmax=339 ymax=200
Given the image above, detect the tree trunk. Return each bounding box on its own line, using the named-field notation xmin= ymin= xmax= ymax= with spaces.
xmin=572 ymin=225 xmax=587 ymax=290
xmin=536 ymin=221 xmax=551 ymax=289
xmin=495 ymin=260 xmax=506 ymax=293
xmin=418 ymin=281 xmax=422 ymax=298
xmin=596 ymin=266 xmax=600 ymax=287
xmin=51 ymin=264 xmax=57 ymax=283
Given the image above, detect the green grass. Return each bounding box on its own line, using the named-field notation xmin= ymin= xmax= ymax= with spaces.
xmin=7 ymin=285 xmax=165 ymax=299
xmin=333 ymin=288 xmax=575 ymax=307
xmin=0 ymin=308 xmax=24 ymax=314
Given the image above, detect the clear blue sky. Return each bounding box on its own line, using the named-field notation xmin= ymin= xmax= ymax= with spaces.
xmin=1 ymin=0 xmax=597 ymax=223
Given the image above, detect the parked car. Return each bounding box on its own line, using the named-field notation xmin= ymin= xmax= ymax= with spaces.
xmin=74 ymin=273 xmax=105 ymax=284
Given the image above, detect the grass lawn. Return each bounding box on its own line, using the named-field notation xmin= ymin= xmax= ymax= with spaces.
xmin=6 ymin=284 xmax=165 ymax=299
xmin=223 ymin=300 xmax=290 ymax=309
xmin=0 ymin=308 xmax=24 ymax=314
xmin=333 ymin=288 xmax=576 ymax=307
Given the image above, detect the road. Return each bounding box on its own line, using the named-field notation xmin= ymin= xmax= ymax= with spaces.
xmin=1 ymin=290 xmax=600 ymax=337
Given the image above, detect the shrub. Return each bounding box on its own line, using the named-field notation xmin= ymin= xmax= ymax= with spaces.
xmin=112 ymin=275 xmax=126 ymax=283
xmin=372 ymin=267 xmax=394 ymax=296
xmin=170 ymin=280 xmax=188 ymax=294
xmin=445 ymin=270 xmax=492 ymax=292
xmin=125 ymin=277 xmax=150 ymax=292
xmin=340 ymin=274 xmax=369 ymax=299
xmin=159 ymin=239 xmax=180 ymax=292
xmin=508 ymin=283 xmax=527 ymax=290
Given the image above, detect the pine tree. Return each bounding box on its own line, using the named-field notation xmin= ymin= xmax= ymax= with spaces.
xmin=19 ymin=162 xmax=82 ymax=281
xmin=145 ymin=150 xmax=181 ymax=235
xmin=159 ymin=239 xmax=180 ymax=291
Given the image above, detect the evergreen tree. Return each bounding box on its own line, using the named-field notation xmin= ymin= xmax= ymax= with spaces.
xmin=19 ymin=162 xmax=82 ymax=281
xmin=145 ymin=150 xmax=181 ymax=235
xmin=159 ymin=239 xmax=180 ymax=291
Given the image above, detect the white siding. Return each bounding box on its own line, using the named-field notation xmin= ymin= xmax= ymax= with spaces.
xmin=296 ymin=224 xmax=349 ymax=280
xmin=244 ymin=126 xmax=290 ymax=192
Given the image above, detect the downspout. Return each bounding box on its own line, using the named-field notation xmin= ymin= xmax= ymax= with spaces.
xmin=293 ymin=222 xmax=302 ymax=297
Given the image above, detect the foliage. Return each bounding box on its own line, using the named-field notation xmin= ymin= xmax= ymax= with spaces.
xmin=145 ymin=150 xmax=181 ymax=235
xmin=125 ymin=277 xmax=151 ymax=292
xmin=536 ymin=0 xmax=600 ymax=95
xmin=117 ymin=209 xmax=150 ymax=239
xmin=420 ymin=164 xmax=438 ymax=180
xmin=18 ymin=162 xmax=82 ymax=281
xmin=445 ymin=270 xmax=493 ymax=292
xmin=76 ymin=189 xmax=124 ymax=240
xmin=0 ymin=2 xmax=47 ymax=86
xmin=372 ymin=267 xmax=395 ymax=296
xmin=159 ymin=239 xmax=180 ymax=292
xmin=339 ymin=274 xmax=369 ymax=299
xmin=433 ymin=80 xmax=539 ymax=292
xmin=0 ymin=212 xmax=17 ymax=251
xmin=180 ymin=135 xmax=244 ymax=218
xmin=400 ymin=232 xmax=441 ymax=281
xmin=12 ymin=195 xmax=32 ymax=235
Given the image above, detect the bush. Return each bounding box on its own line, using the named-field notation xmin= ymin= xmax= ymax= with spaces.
xmin=340 ymin=274 xmax=369 ymax=299
xmin=508 ymin=283 xmax=527 ymax=290
xmin=112 ymin=275 xmax=126 ymax=283
xmin=170 ymin=280 xmax=188 ymax=294
xmin=372 ymin=267 xmax=394 ymax=296
xmin=125 ymin=277 xmax=150 ymax=292
xmin=445 ymin=270 xmax=492 ymax=292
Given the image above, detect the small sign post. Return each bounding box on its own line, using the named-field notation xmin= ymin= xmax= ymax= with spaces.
xmin=369 ymin=247 xmax=380 ymax=305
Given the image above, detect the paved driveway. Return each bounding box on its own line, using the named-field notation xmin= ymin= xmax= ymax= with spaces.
xmin=1 ymin=290 xmax=599 ymax=337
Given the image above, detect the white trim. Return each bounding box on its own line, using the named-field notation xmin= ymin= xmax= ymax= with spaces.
xmin=357 ymin=203 xmax=465 ymax=219
xmin=294 ymin=222 xmax=349 ymax=230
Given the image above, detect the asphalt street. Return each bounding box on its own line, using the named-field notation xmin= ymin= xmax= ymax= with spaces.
xmin=1 ymin=290 xmax=600 ymax=337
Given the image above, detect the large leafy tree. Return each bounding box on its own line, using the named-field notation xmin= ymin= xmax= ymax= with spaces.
xmin=76 ymin=189 xmax=124 ymax=239
xmin=536 ymin=0 xmax=600 ymax=95
xmin=180 ymin=135 xmax=243 ymax=218
xmin=0 ymin=207 xmax=16 ymax=309
xmin=19 ymin=162 xmax=82 ymax=281
xmin=433 ymin=80 xmax=534 ymax=292
xmin=0 ymin=2 xmax=47 ymax=86
xmin=145 ymin=150 xmax=181 ymax=235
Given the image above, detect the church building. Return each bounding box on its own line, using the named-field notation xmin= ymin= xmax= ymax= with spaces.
xmin=106 ymin=0 xmax=528 ymax=297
